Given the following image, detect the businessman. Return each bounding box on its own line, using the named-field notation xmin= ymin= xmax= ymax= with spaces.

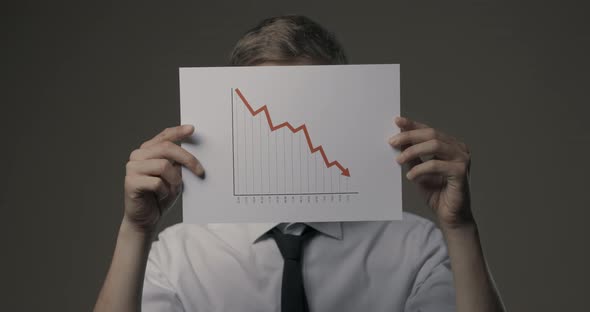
xmin=95 ymin=15 xmax=505 ymax=312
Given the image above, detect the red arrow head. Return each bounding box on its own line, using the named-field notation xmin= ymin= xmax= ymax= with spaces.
xmin=341 ymin=168 xmax=350 ymax=177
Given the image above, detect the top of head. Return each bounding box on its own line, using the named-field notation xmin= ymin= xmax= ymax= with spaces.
xmin=228 ymin=15 xmax=348 ymax=67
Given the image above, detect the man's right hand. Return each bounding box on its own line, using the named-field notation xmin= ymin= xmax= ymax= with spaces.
xmin=123 ymin=125 xmax=204 ymax=233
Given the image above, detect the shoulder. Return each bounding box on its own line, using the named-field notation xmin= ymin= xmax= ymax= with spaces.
xmin=344 ymin=212 xmax=440 ymax=238
xmin=147 ymin=223 xmax=215 ymax=264
xmin=152 ymin=223 xmax=208 ymax=246
xmin=342 ymin=212 xmax=445 ymax=256
xmin=155 ymin=222 xmax=208 ymax=240
xmin=398 ymin=211 xmax=438 ymax=230
xmin=151 ymin=222 xmax=232 ymax=250
xmin=393 ymin=212 xmax=445 ymax=248
xmin=397 ymin=212 xmax=443 ymax=241
xmin=398 ymin=212 xmax=445 ymax=252
xmin=148 ymin=222 xmax=254 ymax=260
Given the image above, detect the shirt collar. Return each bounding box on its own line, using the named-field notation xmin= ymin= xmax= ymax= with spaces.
xmin=247 ymin=222 xmax=343 ymax=243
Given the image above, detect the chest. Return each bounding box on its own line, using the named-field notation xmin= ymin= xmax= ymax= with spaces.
xmin=171 ymin=238 xmax=416 ymax=311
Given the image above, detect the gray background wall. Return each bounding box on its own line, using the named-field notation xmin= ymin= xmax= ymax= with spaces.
xmin=3 ymin=0 xmax=589 ymax=310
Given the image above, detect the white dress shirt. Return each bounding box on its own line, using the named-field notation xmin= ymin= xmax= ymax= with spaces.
xmin=142 ymin=212 xmax=455 ymax=311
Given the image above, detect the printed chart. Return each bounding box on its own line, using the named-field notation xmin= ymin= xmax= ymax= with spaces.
xmin=180 ymin=64 xmax=401 ymax=223
xmin=231 ymin=88 xmax=356 ymax=197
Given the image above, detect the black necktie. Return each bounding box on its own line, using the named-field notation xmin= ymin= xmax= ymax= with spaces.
xmin=270 ymin=226 xmax=316 ymax=312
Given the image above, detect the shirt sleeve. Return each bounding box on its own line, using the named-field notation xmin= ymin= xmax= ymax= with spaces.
xmin=404 ymin=221 xmax=456 ymax=312
xmin=141 ymin=234 xmax=185 ymax=312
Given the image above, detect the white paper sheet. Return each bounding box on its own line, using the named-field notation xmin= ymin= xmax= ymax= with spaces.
xmin=180 ymin=64 xmax=401 ymax=223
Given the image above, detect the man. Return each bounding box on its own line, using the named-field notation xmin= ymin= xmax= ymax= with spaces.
xmin=95 ymin=15 xmax=505 ymax=312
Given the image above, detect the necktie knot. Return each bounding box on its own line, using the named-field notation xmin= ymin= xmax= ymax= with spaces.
xmin=271 ymin=227 xmax=316 ymax=261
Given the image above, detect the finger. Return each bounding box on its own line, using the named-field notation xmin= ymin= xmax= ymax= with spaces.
xmin=126 ymin=159 xmax=183 ymax=188
xmin=140 ymin=125 xmax=195 ymax=149
xmin=398 ymin=142 xmax=423 ymax=170
xmin=394 ymin=116 xmax=429 ymax=131
xmin=130 ymin=141 xmax=205 ymax=177
xmin=397 ymin=139 xmax=466 ymax=164
xmin=391 ymin=115 xmax=471 ymax=162
xmin=406 ymin=159 xmax=466 ymax=181
xmin=389 ymin=127 xmax=454 ymax=148
xmin=125 ymin=175 xmax=170 ymax=201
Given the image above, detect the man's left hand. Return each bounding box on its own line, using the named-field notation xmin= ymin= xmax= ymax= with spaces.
xmin=389 ymin=116 xmax=473 ymax=229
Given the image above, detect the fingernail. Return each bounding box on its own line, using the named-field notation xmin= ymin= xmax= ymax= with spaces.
xmin=183 ymin=124 xmax=194 ymax=132
xmin=195 ymin=163 xmax=205 ymax=176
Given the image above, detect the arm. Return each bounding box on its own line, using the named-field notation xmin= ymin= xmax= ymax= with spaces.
xmin=390 ymin=116 xmax=504 ymax=312
xmin=443 ymin=222 xmax=504 ymax=312
xmin=94 ymin=219 xmax=152 ymax=312
xmin=94 ymin=125 xmax=204 ymax=312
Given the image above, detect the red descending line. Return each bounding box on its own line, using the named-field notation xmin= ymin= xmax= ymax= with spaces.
xmin=235 ymin=88 xmax=350 ymax=177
